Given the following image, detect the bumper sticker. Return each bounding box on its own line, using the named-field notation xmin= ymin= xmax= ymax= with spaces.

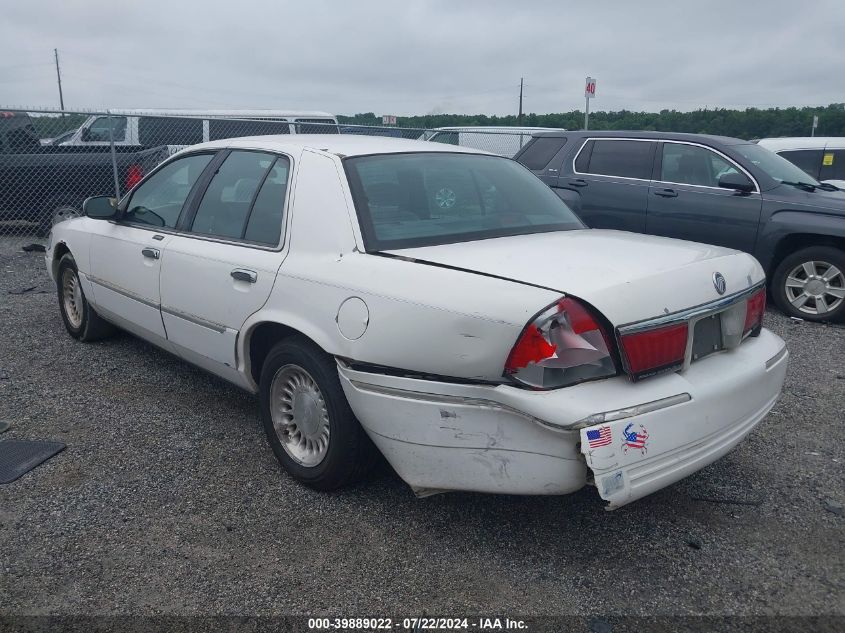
xmin=622 ymin=423 xmax=649 ymax=455
xmin=586 ymin=425 xmax=612 ymax=448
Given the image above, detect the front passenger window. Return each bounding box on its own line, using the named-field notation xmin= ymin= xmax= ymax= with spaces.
xmin=124 ymin=154 xmax=213 ymax=228
xmin=661 ymin=143 xmax=739 ymax=188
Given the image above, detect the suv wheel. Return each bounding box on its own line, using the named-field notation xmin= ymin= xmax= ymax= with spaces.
xmin=772 ymin=246 xmax=845 ymax=322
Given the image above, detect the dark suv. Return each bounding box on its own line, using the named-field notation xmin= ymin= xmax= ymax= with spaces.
xmin=514 ymin=131 xmax=845 ymax=322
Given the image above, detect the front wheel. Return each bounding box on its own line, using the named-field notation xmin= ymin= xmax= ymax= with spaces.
xmin=56 ymin=254 xmax=115 ymax=341
xmin=259 ymin=337 xmax=376 ymax=490
xmin=771 ymin=246 xmax=845 ymax=322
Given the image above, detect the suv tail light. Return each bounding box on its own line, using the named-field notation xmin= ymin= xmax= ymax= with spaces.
xmin=125 ymin=164 xmax=143 ymax=191
xmin=505 ymin=297 xmax=617 ymax=389
xmin=619 ymin=323 xmax=688 ymax=381
xmin=743 ymin=288 xmax=766 ymax=336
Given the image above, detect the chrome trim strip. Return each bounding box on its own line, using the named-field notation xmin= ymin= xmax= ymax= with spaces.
xmin=571 ymin=137 xmax=761 ymax=194
xmin=765 ymin=346 xmax=788 ymax=370
xmin=617 ymin=281 xmax=766 ymax=334
xmin=346 ymin=379 xmax=572 ymax=431
xmin=570 ymin=393 xmax=692 ymax=429
xmin=89 ymin=275 xmax=160 ymax=310
xmin=160 ymin=305 xmax=228 ymax=334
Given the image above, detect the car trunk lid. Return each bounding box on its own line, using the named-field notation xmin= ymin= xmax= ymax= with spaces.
xmin=383 ymin=229 xmax=765 ymax=325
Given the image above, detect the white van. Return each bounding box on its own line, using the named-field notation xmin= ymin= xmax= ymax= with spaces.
xmin=756 ymin=137 xmax=845 ymax=188
xmin=420 ymin=126 xmax=564 ymax=157
xmin=62 ymin=110 xmax=339 ymax=148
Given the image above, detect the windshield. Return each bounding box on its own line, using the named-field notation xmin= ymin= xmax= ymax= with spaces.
xmin=733 ymin=143 xmax=821 ymax=186
xmin=344 ymin=152 xmax=584 ymax=250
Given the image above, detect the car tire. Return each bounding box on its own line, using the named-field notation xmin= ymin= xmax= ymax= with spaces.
xmin=772 ymin=246 xmax=845 ymax=322
xmin=259 ymin=336 xmax=377 ymax=490
xmin=56 ymin=254 xmax=115 ymax=341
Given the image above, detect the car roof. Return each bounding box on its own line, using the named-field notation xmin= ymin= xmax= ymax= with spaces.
xmin=531 ymin=129 xmax=750 ymax=146
xmin=757 ymin=137 xmax=841 ymax=150
xmin=88 ymin=109 xmax=336 ymax=119
xmin=431 ymin=126 xmax=563 ymax=132
xmin=180 ymin=134 xmax=493 ymax=157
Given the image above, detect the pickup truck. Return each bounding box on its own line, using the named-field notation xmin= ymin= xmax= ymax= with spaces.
xmin=0 ymin=111 xmax=169 ymax=235
xmin=514 ymin=130 xmax=845 ymax=322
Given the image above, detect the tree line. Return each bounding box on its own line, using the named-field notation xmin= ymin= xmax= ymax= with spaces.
xmin=339 ymin=104 xmax=845 ymax=139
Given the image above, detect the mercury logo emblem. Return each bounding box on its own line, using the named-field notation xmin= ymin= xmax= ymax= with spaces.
xmin=713 ymin=272 xmax=727 ymax=295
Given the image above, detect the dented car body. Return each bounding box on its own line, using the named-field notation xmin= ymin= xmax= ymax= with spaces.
xmin=46 ymin=135 xmax=788 ymax=508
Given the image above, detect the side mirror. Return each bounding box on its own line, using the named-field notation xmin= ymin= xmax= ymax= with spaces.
xmin=718 ymin=172 xmax=754 ymax=193
xmin=83 ymin=196 xmax=119 ymax=220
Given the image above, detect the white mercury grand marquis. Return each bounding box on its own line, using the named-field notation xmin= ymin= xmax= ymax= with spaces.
xmin=45 ymin=135 xmax=789 ymax=509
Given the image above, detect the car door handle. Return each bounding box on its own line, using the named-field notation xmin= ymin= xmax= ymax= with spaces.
xmin=231 ymin=269 xmax=257 ymax=283
xmin=569 ymin=179 xmax=589 ymax=187
xmin=654 ymin=188 xmax=678 ymax=198
xmin=141 ymin=247 xmax=160 ymax=260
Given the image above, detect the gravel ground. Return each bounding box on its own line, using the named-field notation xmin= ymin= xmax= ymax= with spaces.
xmin=0 ymin=239 xmax=843 ymax=622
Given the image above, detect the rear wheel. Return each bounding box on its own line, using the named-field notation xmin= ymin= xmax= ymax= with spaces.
xmin=259 ymin=337 xmax=376 ymax=490
xmin=772 ymin=246 xmax=845 ymax=322
xmin=56 ymin=254 xmax=115 ymax=341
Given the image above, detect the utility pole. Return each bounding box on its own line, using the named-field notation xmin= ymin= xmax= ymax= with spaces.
xmin=54 ymin=48 xmax=65 ymax=115
xmin=518 ymin=78 xmax=524 ymax=126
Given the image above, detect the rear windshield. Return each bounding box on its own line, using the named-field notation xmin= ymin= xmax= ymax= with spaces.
xmin=344 ymin=152 xmax=584 ymax=250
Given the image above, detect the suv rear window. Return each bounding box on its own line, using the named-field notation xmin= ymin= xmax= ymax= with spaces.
xmin=138 ymin=117 xmax=203 ymax=146
xmin=517 ymin=136 xmax=567 ymax=170
xmin=578 ymin=139 xmax=655 ymax=180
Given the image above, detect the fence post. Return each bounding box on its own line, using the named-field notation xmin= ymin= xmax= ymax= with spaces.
xmin=107 ymin=110 xmax=121 ymax=199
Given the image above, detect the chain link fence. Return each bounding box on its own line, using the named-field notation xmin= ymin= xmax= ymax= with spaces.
xmin=0 ymin=107 xmax=557 ymax=245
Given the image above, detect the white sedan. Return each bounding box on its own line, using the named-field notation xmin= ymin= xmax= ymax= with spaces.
xmin=46 ymin=135 xmax=788 ymax=509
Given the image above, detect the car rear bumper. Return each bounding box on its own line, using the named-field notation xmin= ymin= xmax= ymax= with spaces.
xmin=338 ymin=328 xmax=788 ymax=507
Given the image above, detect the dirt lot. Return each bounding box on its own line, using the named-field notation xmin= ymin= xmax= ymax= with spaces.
xmin=0 ymin=240 xmax=843 ymax=625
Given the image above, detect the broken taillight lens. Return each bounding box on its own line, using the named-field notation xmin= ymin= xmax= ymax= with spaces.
xmin=619 ymin=323 xmax=688 ymax=380
xmin=743 ymin=288 xmax=766 ymax=336
xmin=505 ymin=297 xmax=617 ymax=389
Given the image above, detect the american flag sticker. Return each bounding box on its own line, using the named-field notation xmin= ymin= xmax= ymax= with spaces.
xmin=586 ymin=425 xmax=612 ymax=449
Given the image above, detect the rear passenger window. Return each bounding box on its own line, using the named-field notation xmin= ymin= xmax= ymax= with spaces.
xmin=517 ymin=136 xmax=567 ymax=170
xmin=243 ymin=159 xmax=290 ymax=245
xmin=138 ymin=117 xmax=203 ymax=146
xmin=779 ymin=150 xmax=824 ymax=180
xmin=580 ymin=139 xmax=654 ymax=180
xmin=190 ymin=151 xmax=288 ymax=245
xmin=209 ymin=119 xmax=291 ymax=140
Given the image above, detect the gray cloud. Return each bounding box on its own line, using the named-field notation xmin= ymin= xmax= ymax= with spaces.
xmin=1 ymin=0 xmax=843 ymax=115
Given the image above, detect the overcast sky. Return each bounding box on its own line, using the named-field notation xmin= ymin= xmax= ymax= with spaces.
xmin=1 ymin=0 xmax=842 ymax=116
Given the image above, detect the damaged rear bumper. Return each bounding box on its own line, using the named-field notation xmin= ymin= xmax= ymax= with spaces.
xmin=337 ymin=329 xmax=788 ymax=507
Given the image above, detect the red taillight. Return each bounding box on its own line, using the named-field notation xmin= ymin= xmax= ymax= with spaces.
xmin=505 ymin=297 xmax=617 ymax=389
xmin=743 ymin=288 xmax=766 ymax=336
xmin=125 ymin=164 xmax=143 ymax=191
xmin=505 ymin=325 xmax=557 ymax=371
xmin=620 ymin=323 xmax=688 ymax=379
